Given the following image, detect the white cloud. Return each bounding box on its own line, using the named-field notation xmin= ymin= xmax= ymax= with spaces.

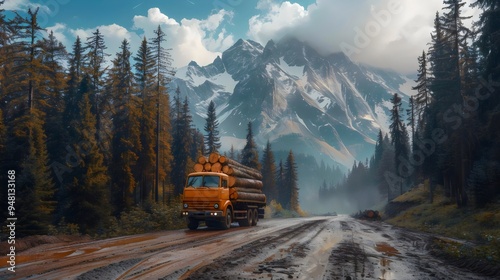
xmin=133 ymin=8 xmax=235 ymax=68
xmin=38 ymin=7 xmax=234 ymax=70
xmin=2 ymin=0 xmax=46 ymax=11
xmin=248 ymin=0 xmax=480 ymax=74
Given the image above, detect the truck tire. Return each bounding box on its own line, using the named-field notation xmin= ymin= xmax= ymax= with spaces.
xmin=188 ymin=219 xmax=199 ymax=230
xmin=220 ymin=209 xmax=232 ymax=230
xmin=251 ymin=209 xmax=258 ymax=226
xmin=238 ymin=209 xmax=252 ymax=227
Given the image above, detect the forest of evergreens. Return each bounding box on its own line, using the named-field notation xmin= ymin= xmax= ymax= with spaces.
xmin=0 ymin=2 xmax=303 ymax=236
xmin=320 ymin=0 xmax=500 ymax=212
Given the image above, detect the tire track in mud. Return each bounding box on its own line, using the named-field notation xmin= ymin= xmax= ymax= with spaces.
xmin=327 ymin=220 xmax=373 ymax=279
xmin=178 ymin=218 xmax=331 ymax=280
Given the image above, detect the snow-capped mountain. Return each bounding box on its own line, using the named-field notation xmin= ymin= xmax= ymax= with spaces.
xmin=171 ymin=37 xmax=414 ymax=168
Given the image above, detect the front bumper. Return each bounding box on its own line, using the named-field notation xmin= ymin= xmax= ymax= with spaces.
xmin=181 ymin=210 xmax=224 ymax=221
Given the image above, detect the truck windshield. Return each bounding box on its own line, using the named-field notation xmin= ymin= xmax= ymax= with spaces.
xmin=187 ymin=175 xmax=220 ymax=188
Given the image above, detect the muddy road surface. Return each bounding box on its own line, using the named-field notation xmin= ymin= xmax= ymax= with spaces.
xmin=0 ymin=216 xmax=490 ymax=279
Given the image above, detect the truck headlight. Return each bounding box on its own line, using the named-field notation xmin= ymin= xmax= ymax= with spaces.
xmin=214 ymin=203 xmax=219 ymax=209
xmin=183 ymin=203 xmax=188 ymax=209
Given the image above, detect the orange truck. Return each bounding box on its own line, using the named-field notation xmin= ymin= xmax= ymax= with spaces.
xmin=181 ymin=171 xmax=266 ymax=230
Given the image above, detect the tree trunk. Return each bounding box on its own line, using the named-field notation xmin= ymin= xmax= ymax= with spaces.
xmin=234 ymin=192 xmax=266 ymax=202
xmin=204 ymin=162 xmax=212 ymax=172
xmin=228 ymin=176 xmax=263 ymax=189
xmin=225 ymin=165 xmax=263 ymax=180
xmin=193 ymin=163 xmax=204 ymax=172
xmin=209 ymin=152 xmax=220 ymax=164
xmin=197 ymin=156 xmax=207 ymax=165
xmin=211 ymin=162 xmax=222 ymax=172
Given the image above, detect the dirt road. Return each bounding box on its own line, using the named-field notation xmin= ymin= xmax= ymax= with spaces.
xmin=0 ymin=216 xmax=490 ymax=279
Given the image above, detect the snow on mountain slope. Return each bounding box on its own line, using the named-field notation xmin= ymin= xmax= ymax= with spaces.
xmin=170 ymin=37 xmax=415 ymax=169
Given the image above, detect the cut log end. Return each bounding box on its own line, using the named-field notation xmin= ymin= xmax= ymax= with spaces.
xmin=197 ymin=156 xmax=207 ymax=165
xmin=193 ymin=163 xmax=204 ymax=172
xmin=209 ymin=152 xmax=220 ymax=164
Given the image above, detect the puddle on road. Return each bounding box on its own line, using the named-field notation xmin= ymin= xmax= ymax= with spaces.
xmin=375 ymin=242 xmax=399 ymax=256
xmin=374 ymin=242 xmax=399 ymax=280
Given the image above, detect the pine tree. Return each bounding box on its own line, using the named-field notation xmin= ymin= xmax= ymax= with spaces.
xmin=17 ymin=109 xmax=56 ymax=235
xmin=275 ymin=159 xmax=285 ymax=206
xmin=109 ymin=39 xmax=141 ymax=212
xmin=241 ymin=122 xmax=260 ymax=169
xmin=284 ymin=150 xmax=299 ymax=211
xmin=39 ymin=31 xmax=67 ymax=172
xmin=171 ymin=89 xmax=193 ymax=196
xmin=84 ymin=28 xmax=108 ymax=118
xmin=229 ymin=145 xmax=236 ymax=159
xmin=389 ymin=93 xmax=410 ymax=195
xmin=261 ymin=141 xmax=277 ymax=202
xmin=431 ymin=0 xmax=472 ymax=207
xmin=378 ymin=134 xmax=395 ymax=201
xmin=84 ymin=28 xmax=114 ymax=167
xmin=374 ymin=130 xmax=384 ymax=166
xmin=412 ymin=51 xmax=432 ymax=127
xmin=134 ymin=37 xmax=156 ymax=203
xmin=2 ymin=8 xmax=57 ymax=234
xmin=63 ymin=37 xmax=84 ymax=136
xmin=204 ymin=100 xmax=221 ymax=154
xmin=65 ymin=93 xmax=111 ymax=234
xmin=150 ymin=25 xmax=174 ymax=202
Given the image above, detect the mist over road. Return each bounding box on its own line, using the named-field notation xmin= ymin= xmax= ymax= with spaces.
xmin=1 ymin=216 xmax=487 ymax=279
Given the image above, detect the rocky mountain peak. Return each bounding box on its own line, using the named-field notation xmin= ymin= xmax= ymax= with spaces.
xmin=171 ymin=37 xmax=414 ymax=168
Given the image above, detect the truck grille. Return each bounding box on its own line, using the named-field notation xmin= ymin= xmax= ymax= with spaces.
xmin=186 ymin=201 xmax=215 ymax=210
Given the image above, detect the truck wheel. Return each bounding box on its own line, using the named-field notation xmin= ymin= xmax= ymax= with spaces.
xmin=252 ymin=209 xmax=258 ymax=226
xmin=221 ymin=209 xmax=232 ymax=230
xmin=238 ymin=209 xmax=252 ymax=227
xmin=188 ymin=219 xmax=199 ymax=230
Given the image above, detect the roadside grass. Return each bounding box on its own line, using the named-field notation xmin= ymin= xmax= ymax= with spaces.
xmin=264 ymin=200 xmax=308 ymax=219
xmin=47 ymin=199 xmax=186 ymax=238
xmin=384 ymin=183 xmax=500 ymax=265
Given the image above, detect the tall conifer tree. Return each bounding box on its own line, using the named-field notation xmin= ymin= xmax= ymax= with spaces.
xmin=171 ymin=89 xmax=193 ymax=196
xmin=150 ymin=25 xmax=174 ymax=202
xmin=66 ymin=93 xmax=111 ymax=233
xmin=285 ymin=150 xmax=299 ymax=211
xmin=109 ymin=39 xmax=141 ymax=212
xmin=134 ymin=37 xmax=156 ymax=203
xmin=261 ymin=141 xmax=277 ymax=202
xmin=389 ymin=93 xmax=410 ymax=195
xmin=241 ymin=122 xmax=260 ymax=169
xmin=204 ymin=101 xmax=221 ymax=154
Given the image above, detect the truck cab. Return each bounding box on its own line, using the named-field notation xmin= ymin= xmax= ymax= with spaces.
xmin=181 ymin=172 xmax=233 ymax=230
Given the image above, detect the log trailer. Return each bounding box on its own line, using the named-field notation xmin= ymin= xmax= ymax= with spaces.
xmin=181 ymin=153 xmax=266 ymax=230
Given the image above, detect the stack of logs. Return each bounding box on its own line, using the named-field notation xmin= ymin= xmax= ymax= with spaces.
xmin=193 ymin=153 xmax=266 ymax=203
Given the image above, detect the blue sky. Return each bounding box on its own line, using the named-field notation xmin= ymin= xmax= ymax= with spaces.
xmin=3 ymin=0 xmax=479 ymax=73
